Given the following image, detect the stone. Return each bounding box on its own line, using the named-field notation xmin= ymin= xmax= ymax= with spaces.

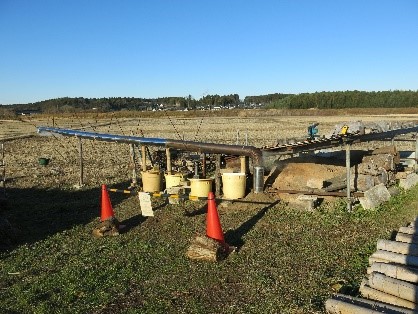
xmin=296 ymin=194 xmax=318 ymax=211
xmin=399 ymin=173 xmax=418 ymax=190
xmin=306 ymin=178 xmax=324 ymax=189
xmin=359 ymin=183 xmax=391 ymax=210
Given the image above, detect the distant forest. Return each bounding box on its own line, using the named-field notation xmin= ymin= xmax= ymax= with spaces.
xmin=1 ymin=90 xmax=417 ymax=117
xmin=267 ymin=90 xmax=418 ymax=109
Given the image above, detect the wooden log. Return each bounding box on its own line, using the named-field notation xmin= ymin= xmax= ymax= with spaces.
xmin=396 ymin=233 xmax=418 ymax=245
xmin=377 ymin=239 xmax=418 ymax=256
xmin=360 ymin=279 xmax=417 ymax=310
xmin=325 ymin=293 xmax=415 ymax=314
xmin=368 ymin=262 xmax=418 ymax=284
xmin=185 ymin=235 xmax=227 ymax=262
xmin=371 ymin=250 xmax=418 ymax=267
xmin=368 ymin=272 xmax=418 ymax=303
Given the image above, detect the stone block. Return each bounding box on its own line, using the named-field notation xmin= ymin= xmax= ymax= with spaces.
xmin=399 ymin=173 xmax=418 ymax=190
xmin=296 ymin=194 xmax=318 ymax=211
xmin=359 ymin=183 xmax=391 ymax=210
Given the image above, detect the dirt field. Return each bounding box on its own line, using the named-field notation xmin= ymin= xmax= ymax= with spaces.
xmin=2 ymin=110 xmax=418 ymax=190
xmin=2 ymin=110 xmax=418 ymax=313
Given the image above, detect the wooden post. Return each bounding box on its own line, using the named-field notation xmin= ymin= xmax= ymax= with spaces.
xmin=415 ymin=134 xmax=418 ymax=173
xmin=346 ymin=142 xmax=352 ymax=211
xmin=215 ymin=154 xmax=221 ymax=198
xmin=141 ymin=145 xmax=147 ymax=171
xmin=201 ymin=153 xmax=206 ymax=178
xmin=129 ymin=143 xmax=138 ymax=187
xmin=166 ymin=148 xmax=172 ymax=174
xmin=78 ymin=137 xmax=84 ymax=187
xmin=1 ymin=142 xmax=5 ymax=197
xmin=240 ymin=156 xmax=248 ymax=174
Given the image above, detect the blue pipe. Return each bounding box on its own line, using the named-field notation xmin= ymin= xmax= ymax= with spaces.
xmin=37 ymin=126 xmax=167 ymax=146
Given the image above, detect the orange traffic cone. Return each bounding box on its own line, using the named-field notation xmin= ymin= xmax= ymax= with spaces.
xmin=100 ymin=184 xmax=115 ymax=221
xmin=206 ymin=192 xmax=225 ymax=243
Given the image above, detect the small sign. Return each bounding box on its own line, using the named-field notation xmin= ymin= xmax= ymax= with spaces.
xmin=138 ymin=192 xmax=154 ymax=217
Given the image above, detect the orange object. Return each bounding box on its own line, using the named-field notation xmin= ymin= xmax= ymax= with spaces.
xmin=100 ymin=184 xmax=115 ymax=221
xmin=206 ymin=192 xmax=225 ymax=243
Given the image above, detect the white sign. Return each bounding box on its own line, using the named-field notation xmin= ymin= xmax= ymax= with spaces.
xmin=138 ymin=192 xmax=154 ymax=217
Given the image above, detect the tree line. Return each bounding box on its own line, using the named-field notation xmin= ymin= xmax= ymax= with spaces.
xmin=1 ymin=90 xmax=418 ymax=116
xmin=266 ymin=90 xmax=418 ymax=109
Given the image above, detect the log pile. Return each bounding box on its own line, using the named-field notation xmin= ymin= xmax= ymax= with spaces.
xmin=326 ymin=218 xmax=418 ymax=313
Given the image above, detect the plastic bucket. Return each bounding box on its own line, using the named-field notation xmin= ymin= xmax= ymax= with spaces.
xmin=165 ymin=173 xmax=184 ymax=188
xmin=189 ymin=178 xmax=213 ymax=199
xmin=222 ymin=172 xmax=246 ymax=199
xmin=38 ymin=158 xmax=50 ymax=166
xmin=141 ymin=171 xmax=162 ymax=192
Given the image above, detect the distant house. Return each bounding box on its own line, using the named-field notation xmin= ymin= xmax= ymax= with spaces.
xmin=16 ymin=110 xmax=40 ymax=116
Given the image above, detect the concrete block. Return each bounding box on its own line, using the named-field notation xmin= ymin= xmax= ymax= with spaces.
xmin=387 ymin=186 xmax=400 ymax=196
xmin=359 ymin=183 xmax=391 ymax=210
xmin=368 ymin=272 xmax=418 ymax=303
xmin=399 ymin=173 xmax=418 ymax=190
xmin=326 ymin=293 xmax=415 ymax=314
xmin=296 ymin=195 xmax=318 ymax=211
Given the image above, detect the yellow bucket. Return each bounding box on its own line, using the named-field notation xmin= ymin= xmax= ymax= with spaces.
xmin=222 ymin=172 xmax=246 ymax=199
xmin=165 ymin=173 xmax=184 ymax=188
xmin=141 ymin=171 xmax=162 ymax=192
xmin=189 ymin=178 xmax=213 ymax=199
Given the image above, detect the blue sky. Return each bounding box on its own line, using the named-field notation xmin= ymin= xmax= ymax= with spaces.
xmin=0 ymin=0 xmax=417 ymax=104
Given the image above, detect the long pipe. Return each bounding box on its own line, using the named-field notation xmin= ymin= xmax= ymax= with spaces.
xmin=37 ymin=126 xmax=264 ymax=192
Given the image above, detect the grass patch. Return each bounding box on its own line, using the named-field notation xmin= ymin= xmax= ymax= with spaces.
xmin=1 ymin=185 xmax=418 ymax=313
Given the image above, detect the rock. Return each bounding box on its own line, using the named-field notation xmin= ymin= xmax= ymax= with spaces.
xmin=296 ymin=194 xmax=318 ymax=211
xmin=399 ymin=173 xmax=418 ymax=190
xmin=306 ymin=178 xmax=324 ymax=189
xmin=359 ymin=183 xmax=391 ymax=210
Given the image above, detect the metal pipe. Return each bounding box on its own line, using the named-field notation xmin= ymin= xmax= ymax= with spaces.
xmin=38 ymin=126 xmax=265 ymax=192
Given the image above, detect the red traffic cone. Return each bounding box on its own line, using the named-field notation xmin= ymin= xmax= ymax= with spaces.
xmin=100 ymin=184 xmax=115 ymax=221
xmin=206 ymin=192 xmax=225 ymax=243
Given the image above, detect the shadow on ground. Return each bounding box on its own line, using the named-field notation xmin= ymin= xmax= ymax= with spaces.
xmin=0 ymin=181 xmax=132 ymax=252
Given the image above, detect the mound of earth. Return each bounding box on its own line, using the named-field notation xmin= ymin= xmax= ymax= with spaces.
xmin=266 ymin=155 xmax=348 ymax=204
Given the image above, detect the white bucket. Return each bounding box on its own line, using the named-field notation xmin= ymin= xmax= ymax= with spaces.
xmin=222 ymin=172 xmax=246 ymax=199
xmin=189 ymin=178 xmax=213 ymax=199
xmin=141 ymin=171 xmax=162 ymax=192
xmin=165 ymin=173 xmax=184 ymax=188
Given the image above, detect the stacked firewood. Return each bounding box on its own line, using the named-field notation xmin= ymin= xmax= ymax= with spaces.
xmin=326 ymin=218 xmax=418 ymax=313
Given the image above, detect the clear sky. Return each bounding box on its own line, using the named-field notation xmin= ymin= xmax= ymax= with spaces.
xmin=0 ymin=0 xmax=417 ymax=104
